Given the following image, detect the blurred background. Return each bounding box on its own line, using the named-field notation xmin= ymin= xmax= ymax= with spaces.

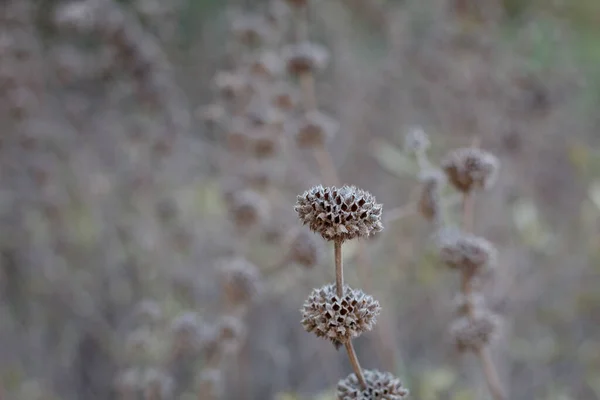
xmin=1 ymin=0 xmax=599 ymax=399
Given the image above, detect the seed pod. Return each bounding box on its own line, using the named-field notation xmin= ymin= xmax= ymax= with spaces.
xmin=219 ymin=257 xmax=262 ymax=306
xmin=449 ymin=310 xmax=501 ymax=352
xmin=437 ymin=228 xmax=497 ymax=276
xmin=337 ymin=370 xmax=409 ymax=400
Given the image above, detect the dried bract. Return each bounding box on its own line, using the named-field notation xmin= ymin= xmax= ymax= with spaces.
xmin=437 ymin=228 xmax=497 ymax=276
xmin=449 ymin=310 xmax=501 ymax=352
xmin=441 ymin=147 xmax=499 ymax=192
xmin=295 ymin=185 xmax=383 ymax=242
xmin=292 ymin=110 xmax=338 ymax=148
xmin=300 ymin=283 xmax=381 ymax=347
xmin=219 ymin=257 xmax=262 ymax=306
xmin=282 ymin=42 xmax=329 ymax=76
xmin=337 ymin=370 xmax=409 ymax=400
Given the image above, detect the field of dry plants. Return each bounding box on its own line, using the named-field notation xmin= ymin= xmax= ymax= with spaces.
xmin=1 ymin=0 xmax=600 ymax=399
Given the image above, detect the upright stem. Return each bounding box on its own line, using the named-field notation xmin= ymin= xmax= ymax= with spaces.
xmin=461 ymin=193 xmax=506 ymax=400
xmin=334 ymin=239 xmax=344 ymax=297
xmin=344 ymin=342 xmax=367 ymax=388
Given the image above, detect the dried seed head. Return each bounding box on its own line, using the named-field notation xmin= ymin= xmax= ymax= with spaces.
xmin=295 ymin=185 xmax=383 ymax=242
xmin=249 ymin=50 xmax=284 ymax=80
xmin=198 ymin=369 xmax=223 ymax=399
xmin=452 ymin=292 xmax=486 ymax=316
xmin=449 ymin=310 xmax=501 ymax=352
xmin=227 ymin=189 xmax=269 ymax=229
xmin=142 ymin=368 xmax=173 ymax=399
xmin=282 ymin=42 xmax=329 ymax=76
xmin=404 ymin=126 xmax=430 ymax=154
xmin=213 ymin=70 xmax=252 ymax=100
xmin=225 ymin=116 xmax=250 ymax=151
xmin=216 ymin=315 xmax=246 ymax=352
xmin=441 ymin=147 xmax=499 ymax=193
xmin=231 ymin=13 xmax=273 ymax=46
xmin=288 ymin=230 xmax=322 ymax=268
xmin=337 ymin=370 xmax=409 ymax=400
xmin=300 ymin=283 xmax=381 ymax=347
xmin=437 ymin=228 xmax=497 ymax=275
xmin=170 ymin=311 xmax=209 ymax=352
xmin=417 ymin=169 xmax=445 ymax=222
xmin=269 ymin=83 xmax=299 ymax=111
xmin=219 ymin=257 xmax=262 ymax=306
xmin=251 ymin=131 xmax=281 ymax=159
xmin=292 ymin=110 xmax=338 ymax=148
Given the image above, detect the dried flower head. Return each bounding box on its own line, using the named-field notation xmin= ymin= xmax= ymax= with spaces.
xmin=449 ymin=310 xmax=501 ymax=352
xmin=231 ymin=13 xmax=272 ymax=46
xmin=337 ymin=370 xmax=409 ymax=400
xmin=249 ymin=50 xmax=284 ymax=80
xmin=227 ymin=189 xmax=269 ymax=229
xmin=301 ymin=283 xmax=381 ymax=347
xmin=404 ymin=126 xmax=431 ymax=154
xmin=282 ymin=42 xmax=330 ymax=75
xmin=292 ymin=110 xmax=338 ymax=148
xmin=441 ymin=147 xmax=499 ymax=192
xmin=251 ymin=131 xmax=281 ymax=159
xmin=437 ymin=228 xmax=497 ymax=276
xmin=219 ymin=257 xmax=262 ymax=306
xmin=288 ymin=230 xmax=322 ymax=268
xmin=270 ymin=83 xmax=299 ymax=111
xmin=418 ymin=169 xmax=445 ymax=222
xmin=170 ymin=311 xmax=208 ymax=352
xmin=295 ymin=185 xmax=383 ymax=242
xmin=216 ymin=315 xmax=246 ymax=352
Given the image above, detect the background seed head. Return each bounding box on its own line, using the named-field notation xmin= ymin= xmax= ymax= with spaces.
xmin=418 ymin=169 xmax=446 ymax=222
xmin=169 ymin=311 xmax=208 ymax=352
xmin=404 ymin=126 xmax=431 ymax=154
xmin=141 ymin=368 xmax=174 ymax=400
xmin=231 ymin=13 xmax=273 ymax=47
xmin=441 ymin=147 xmax=499 ymax=193
xmin=213 ymin=70 xmax=252 ymax=101
xmin=437 ymin=228 xmax=498 ymax=275
xmin=337 ymin=370 xmax=409 ymax=400
xmin=282 ymin=42 xmax=330 ymax=76
xmin=227 ymin=189 xmax=269 ymax=229
xmin=219 ymin=257 xmax=262 ymax=306
xmin=198 ymin=368 xmax=223 ymax=399
xmin=449 ymin=310 xmax=501 ymax=352
xmin=288 ymin=230 xmax=322 ymax=268
xmin=295 ymin=185 xmax=383 ymax=242
xmin=300 ymin=283 xmax=381 ymax=347
xmin=292 ymin=110 xmax=338 ymax=148
xmin=248 ymin=50 xmax=284 ymax=80
xmin=216 ymin=315 xmax=246 ymax=352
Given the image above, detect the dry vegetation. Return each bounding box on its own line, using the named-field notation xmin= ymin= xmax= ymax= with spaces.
xmin=1 ymin=0 xmax=600 ymax=399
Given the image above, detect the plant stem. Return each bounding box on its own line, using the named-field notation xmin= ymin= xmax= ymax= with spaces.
xmin=461 ymin=192 xmax=506 ymax=400
xmin=334 ymin=239 xmax=344 ymax=297
xmin=345 ymin=341 xmax=367 ymax=388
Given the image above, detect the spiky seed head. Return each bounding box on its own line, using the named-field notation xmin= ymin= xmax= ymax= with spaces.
xmin=441 ymin=147 xmax=499 ymax=193
xmin=300 ymin=283 xmax=381 ymax=347
xmin=292 ymin=110 xmax=338 ymax=148
xmin=249 ymin=50 xmax=284 ymax=80
xmin=170 ymin=311 xmax=208 ymax=352
xmin=142 ymin=368 xmax=173 ymax=400
xmin=282 ymin=42 xmax=329 ymax=76
xmin=418 ymin=169 xmax=446 ymax=222
xmin=288 ymin=230 xmax=322 ymax=268
xmin=213 ymin=70 xmax=251 ymax=100
xmin=295 ymin=185 xmax=383 ymax=242
xmin=219 ymin=257 xmax=262 ymax=306
xmin=437 ymin=228 xmax=497 ymax=276
xmin=449 ymin=310 xmax=501 ymax=352
xmin=198 ymin=369 xmax=223 ymax=399
xmin=216 ymin=315 xmax=246 ymax=352
xmin=337 ymin=370 xmax=409 ymax=400
xmin=227 ymin=189 xmax=269 ymax=229
xmin=404 ymin=126 xmax=430 ymax=154
xmin=231 ymin=13 xmax=272 ymax=47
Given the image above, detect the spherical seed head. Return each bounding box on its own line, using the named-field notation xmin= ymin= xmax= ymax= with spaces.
xmin=300 ymin=283 xmax=381 ymax=347
xmin=295 ymin=185 xmax=383 ymax=242
xmin=170 ymin=311 xmax=208 ymax=351
xmin=449 ymin=310 xmax=501 ymax=352
xmin=216 ymin=315 xmax=246 ymax=352
xmin=231 ymin=13 xmax=272 ymax=47
xmin=289 ymin=230 xmax=322 ymax=268
xmin=219 ymin=257 xmax=262 ymax=305
xmin=282 ymin=42 xmax=330 ymax=76
xmin=250 ymin=131 xmax=281 ymax=159
xmin=441 ymin=147 xmax=499 ymax=193
xmin=337 ymin=370 xmax=409 ymax=400
xmin=418 ymin=169 xmax=445 ymax=222
xmin=227 ymin=189 xmax=269 ymax=229
xmin=404 ymin=126 xmax=430 ymax=154
xmin=437 ymin=228 xmax=497 ymax=275
xmin=292 ymin=110 xmax=338 ymax=148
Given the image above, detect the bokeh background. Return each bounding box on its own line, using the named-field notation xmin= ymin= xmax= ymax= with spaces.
xmin=1 ymin=0 xmax=600 ymax=399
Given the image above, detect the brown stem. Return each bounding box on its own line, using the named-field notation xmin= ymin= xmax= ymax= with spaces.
xmin=299 ymin=72 xmax=317 ymax=111
xmin=344 ymin=341 xmax=367 ymax=389
xmin=462 ymin=192 xmax=474 ymax=233
xmin=477 ymin=346 xmax=507 ymax=400
xmin=334 ymin=239 xmax=344 ymax=297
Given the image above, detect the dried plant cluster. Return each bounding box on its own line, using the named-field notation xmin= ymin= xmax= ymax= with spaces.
xmin=295 ymin=185 xmax=409 ymax=399
xmin=407 ymin=129 xmax=506 ymax=400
